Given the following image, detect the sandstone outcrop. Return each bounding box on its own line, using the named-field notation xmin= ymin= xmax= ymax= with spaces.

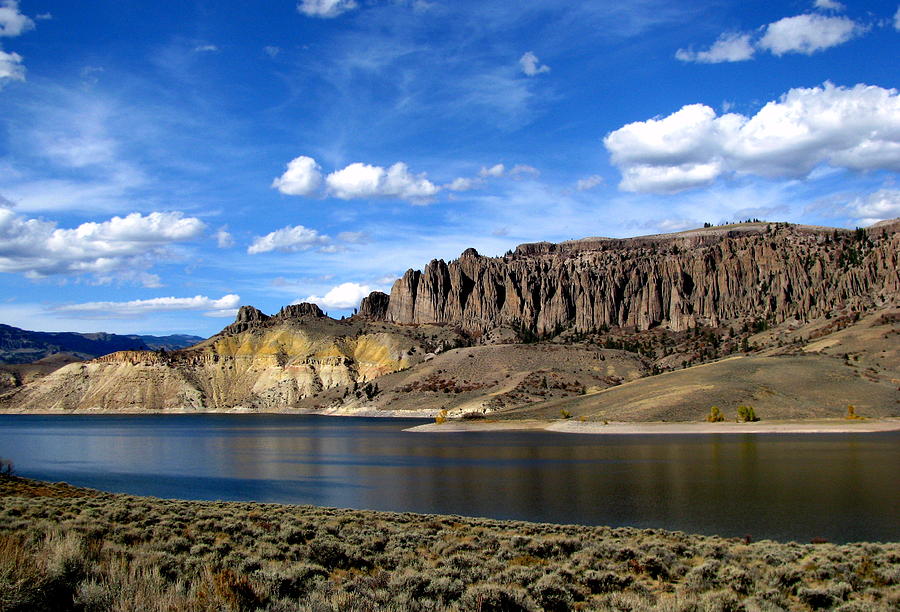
xmin=0 ymin=311 xmax=463 ymax=413
xmin=370 ymin=222 xmax=899 ymax=335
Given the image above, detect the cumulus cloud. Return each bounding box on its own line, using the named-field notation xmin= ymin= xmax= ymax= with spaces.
xmin=604 ymin=82 xmax=900 ymax=193
xmin=53 ymin=294 xmax=241 ymax=319
xmin=759 ymin=14 xmax=863 ymax=55
xmin=0 ymin=208 xmax=206 ymax=281
xmin=273 ymin=156 xmax=439 ymax=202
xmin=519 ymin=51 xmax=550 ymax=76
xmin=677 ymin=11 xmax=865 ymax=63
xmin=326 ymin=162 xmax=439 ymax=202
xmin=247 ymin=225 xmax=330 ymax=254
xmin=297 ymin=0 xmax=358 ymax=18
xmin=446 ymin=177 xmax=477 ymax=191
xmin=0 ymin=1 xmax=33 ymax=37
xmin=303 ymin=282 xmax=370 ymax=310
xmin=272 ymin=156 xmax=323 ymax=196
xmin=675 ymin=33 xmax=755 ymax=63
xmin=814 ymin=0 xmax=844 ymax=11
xmin=479 ymin=163 xmax=505 ymax=178
xmin=0 ymin=48 xmax=23 ymax=81
xmin=214 ymin=227 xmax=234 ymax=249
xmin=847 ymin=189 xmax=900 ymax=226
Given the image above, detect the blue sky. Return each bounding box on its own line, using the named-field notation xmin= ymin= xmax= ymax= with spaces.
xmin=1 ymin=0 xmax=899 ymax=336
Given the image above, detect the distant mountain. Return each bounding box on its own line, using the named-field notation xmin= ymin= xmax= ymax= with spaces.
xmin=0 ymin=324 xmax=204 ymax=365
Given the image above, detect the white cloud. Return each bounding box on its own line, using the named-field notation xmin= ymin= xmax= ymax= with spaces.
xmin=814 ymin=0 xmax=844 ymax=11
xmin=264 ymin=45 xmax=280 ymax=58
xmin=847 ymin=189 xmax=900 ymax=226
xmin=604 ymin=82 xmax=900 ymax=193
xmin=326 ymin=161 xmax=439 ymax=202
xmin=677 ymin=11 xmax=865 ymax=64
xmin=0 ymin=48 xmax=23 ymax=81
xmin=214 ymin=227 xmax=234 ymax=249
xmin=479 ymin=163 xmax=505 ymax=178
xmin=194 ymin=44 xmax=219 ymax=53
xmin=247 ymin=225 xmax=330 ymax=254
xmin=895 ymin=6 xmax=900 ymax=30
xmin=53 ymin=294 xmax=241 ymax=319
xmin=758 ymin=14 xmax=863 ymax=56
xmin=519 ymin=51 xmax=550 ymax=76
xmin=297 ymin=0 xmax=358 ymax=18
xmin=675 ymin=33 xmax=755 ymax=63
xmin=509 ymin=164 xmax=540 ymax=177
xmin=304 ymin=282 xmax=370 ymax=310
xmin=0 ymin=208 xmax=206 ymax=280
xmin=575 ymin=175 xmax=604 ymax=191
xmin=446 ymin=177 xmax=477 ymax=191
xmin=0 ymin=1 xmax=33 ymax=37
xmin=272 ymin=156 xmax=323 ymax=196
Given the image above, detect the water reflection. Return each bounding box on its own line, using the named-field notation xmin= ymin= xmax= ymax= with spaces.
xmin=1 ymin=414 xmax=897 ymax=542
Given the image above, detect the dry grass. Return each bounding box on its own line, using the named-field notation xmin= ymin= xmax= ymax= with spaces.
xmin=1 ymin=475 xmax=898 ymax=611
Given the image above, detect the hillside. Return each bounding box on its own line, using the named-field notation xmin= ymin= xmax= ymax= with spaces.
xmin=1 ymin=220 xmax=898 ymax=421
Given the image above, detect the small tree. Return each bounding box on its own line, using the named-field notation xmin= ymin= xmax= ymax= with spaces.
xmin=434 ymin=409 xmax=448 ymax=424
xmin=737 ymin=405 xmax=758 ymax=422
xmin=707 ymin=406 xmax=725 ymax=422
xmin=0 ymin=458 xmax=13 ymax=476
xmin=845 ymin=405 xmax=861 ymax=420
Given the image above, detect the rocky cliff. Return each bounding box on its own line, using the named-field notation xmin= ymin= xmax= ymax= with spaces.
xmin=370 ymin=221 xmax=899 ymax=335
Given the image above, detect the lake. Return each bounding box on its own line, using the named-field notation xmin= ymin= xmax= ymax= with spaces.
xmin=1 ymin=414 xmax=897 ymax=543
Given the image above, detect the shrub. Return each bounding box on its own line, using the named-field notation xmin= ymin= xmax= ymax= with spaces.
xmin=460 ymin=583 xmax=536 ymax=612
xmin=845 ymin=405 xmax=862 ymax=420
xmin=737 ymin=405 xmax=758 ymax=422
xmin=434 ymin=409 xmax=448 ymax=424
xmin=707 ymin=406 xmax=725 ymax=422
xmin=560 ymin=409 xmax=572 ymax=419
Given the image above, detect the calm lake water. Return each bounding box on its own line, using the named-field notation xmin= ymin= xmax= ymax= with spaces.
xmin=1 ymin=414 xmax=897 ymax=543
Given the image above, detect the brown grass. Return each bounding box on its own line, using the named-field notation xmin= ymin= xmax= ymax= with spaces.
xmin=1 ymin=475 xmax=898 ymax=611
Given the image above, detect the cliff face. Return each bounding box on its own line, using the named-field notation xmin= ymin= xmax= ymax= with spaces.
xmin=0 ymin=307 xmax=462 ymax=413
xmin=374 ymin=222 xmax=900 ymax=335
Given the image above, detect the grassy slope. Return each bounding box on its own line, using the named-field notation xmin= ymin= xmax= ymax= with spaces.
xmin=1 ymin=476 xmax=898 ymax=611
xmin=497 ymin=354 xmax=899 ymax=422
xmin=487 ymin=308 xmax=900 ymax=423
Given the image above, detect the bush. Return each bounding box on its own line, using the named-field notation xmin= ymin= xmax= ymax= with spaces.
xmin=560 ymin=410 xmax=572 ymax=419
xmin=707 ymin=406 xmax=725 ymax=422
xmin=460 ymin=583 xmax=536 ymax=612
xmin=737 ymin=405 xmax=758 ymax=422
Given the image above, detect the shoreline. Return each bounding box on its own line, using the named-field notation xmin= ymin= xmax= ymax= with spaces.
xmin=2 ymin=408 xmax=900 ymax=435
xmin=406 ymin=417 xmax=900 ymax=434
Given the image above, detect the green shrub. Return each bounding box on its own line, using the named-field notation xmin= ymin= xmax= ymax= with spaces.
xmin=737 ymin=405 xmax=759 ymax=422
xmin=707 ymin=406 xmax=725 ymax=422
